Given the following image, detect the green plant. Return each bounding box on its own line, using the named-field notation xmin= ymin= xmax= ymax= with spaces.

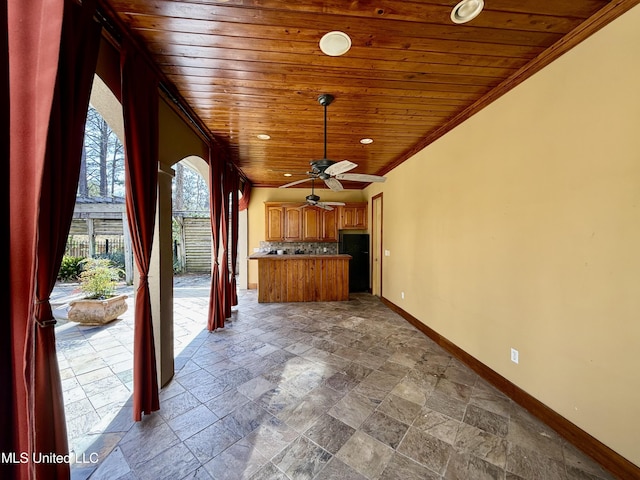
xmin=78 ymin=258 xmax=123 ymax=299
xmin=58 ymin=255 xmax=85 ymax=281
xmin=95 ymin=252 xmax=126 ymax=277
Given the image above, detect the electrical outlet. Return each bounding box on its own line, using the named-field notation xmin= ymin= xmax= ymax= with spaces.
xmin=384 ymin=249 xmax=391 ymax=256
xmin=511 ymin=348 xmax=519 ymax=364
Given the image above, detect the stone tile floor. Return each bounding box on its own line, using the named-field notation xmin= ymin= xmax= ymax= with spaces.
xmin=52 ymin=275 xmax=618 ymax=480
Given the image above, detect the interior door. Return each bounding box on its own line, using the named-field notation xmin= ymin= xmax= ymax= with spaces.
xmin=371 ymin=194 xmax=382 ymax=297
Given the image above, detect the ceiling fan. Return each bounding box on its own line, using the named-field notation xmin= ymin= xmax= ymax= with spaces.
xmin=280 ymin=94 xmax=386 ymax=192
xmin=304 ymin=179 xmax=345 ymax=211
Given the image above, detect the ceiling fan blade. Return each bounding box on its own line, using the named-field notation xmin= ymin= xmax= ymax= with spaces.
xmin=324 ymin=160 xmax=357 ymax=176
xmin=268 ymin=169 xmax=308 ymax=175
xmin=280 ymin=177 xmax=313 ymax=188
xmin=320 ymin=201 xmax=346 ymax=206
xmin=324 ymin=177 xmax=344 ymax=191
xmin=315 ymin=203 xmax=334 ymax=211
xmin=335 ymin=173 xmax=386 ymax=183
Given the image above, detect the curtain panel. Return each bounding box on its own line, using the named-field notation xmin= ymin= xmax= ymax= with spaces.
xmin=6 ymin=1 xmax=100 ymax=478
xmin=220 ymin=163 xmax=231 ymax=319
xmin=1 ymin=0 xmax=11 ymax=466
xmin=207 ymin=144 xmax=225 ymax=331
xmin=238 ymin=177 xmax=251 ymax=211
xmin=121 ymin=42 xmax=160 ymax=421
xmin=6 ymin=1 xmax=64 ymax=479
xmin=29 ymin=2 xmax=101 ymax=478
xmin=229 ymin=169 xmax=240 ymax=306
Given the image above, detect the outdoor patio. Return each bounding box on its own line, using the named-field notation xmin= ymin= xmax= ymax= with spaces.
xmin=53 ymin=274 xmax=214 ymax=474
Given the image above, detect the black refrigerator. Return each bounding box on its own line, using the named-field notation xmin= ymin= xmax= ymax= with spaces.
xmin=339 ymin=233 xmax=370 ymax=292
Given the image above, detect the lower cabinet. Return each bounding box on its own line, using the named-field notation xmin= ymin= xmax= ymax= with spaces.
xmin=253 ymin=255 xmax=350 ymax=302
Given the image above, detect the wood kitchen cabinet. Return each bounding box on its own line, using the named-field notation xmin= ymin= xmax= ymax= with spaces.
xmin=302 ymin=206 xmax=338 ymax=241
xmin=266 ymin=203 xmax=303 ymax=241
xmin=284 ymin=205 xmax=302 ymax=241
xmin=265 ymin=202 xmax=338 ymax=242
xmin=249 ymin=253 xmax=350 ymax=302
xmin=322 ymin=208 xmax=338 ymax=242
xmin=339 ymin=202 xmax=368 ymax=230
xmin=265 ymin=204 xmax=285 ymax=241
xmin=301 ymin=206 xmax=322 ymax=241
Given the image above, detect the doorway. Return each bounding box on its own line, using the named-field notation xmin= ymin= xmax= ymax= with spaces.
xmin=371 ymin=193 xmax=383 ymax=297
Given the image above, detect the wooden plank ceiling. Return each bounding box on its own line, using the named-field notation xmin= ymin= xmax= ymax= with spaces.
xmin=99 ymin=0 xmax=633 ymax=189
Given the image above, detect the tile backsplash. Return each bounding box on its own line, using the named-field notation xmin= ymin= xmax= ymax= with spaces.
xmin=259 ymin=241 xmax=339 ymax=255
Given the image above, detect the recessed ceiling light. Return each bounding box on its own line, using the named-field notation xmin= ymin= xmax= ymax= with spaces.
xmin=319 ymin=31 xmax=352 ymax=56
xmin=360 ymin=138 xmax=373 ymax=145
xmin=283 ymin=173 xmax=293 ymax=177
xmin=257 ymin=134 xmax=271 ymax=140
xmin=451 ymin=0 xmax=484 ymax=24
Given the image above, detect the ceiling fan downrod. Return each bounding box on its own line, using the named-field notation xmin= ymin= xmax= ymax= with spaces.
xmin=307 ymin=178 xmax=320 ymax=203
xmin=318 ymin=94 xmax=334 ymax=160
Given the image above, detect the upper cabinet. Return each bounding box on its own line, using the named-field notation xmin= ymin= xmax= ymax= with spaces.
xmin=265 ymin=202 xmax=339 ymax=242
xmin=265 ymin=204 xmax=285 ymax=241
xmin=301 ymin=206 xmax=322 ymax=241
xmin=339 ymin=202 xmax=368 ymax=230
xmin=304 ymin=206 xmax=338 ymax=242
xmin=322 ymin=208 xmax=339 ymax=242
xmin=284 ymin=205 xmax=303 ymax=241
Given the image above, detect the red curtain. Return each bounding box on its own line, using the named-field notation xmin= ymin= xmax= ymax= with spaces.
xmin=121 ymin=42 xmax=160 ymax=421
xmin=229 ymin=169 xmax=240 ymax=306
xmin=1 ymin=0 xmax=13 ymax=470
xmin=207 ymin=145 xmax=225 ymax=331
xmin=220 ymin=164 xmax=231 ymax=319
xmin=6 ymin=1 xmax=63 ymax=478
xmin=29 ymin=2 xmax=101 ymax=478
xmin=238 ymin=177 xmax=251 ymax=211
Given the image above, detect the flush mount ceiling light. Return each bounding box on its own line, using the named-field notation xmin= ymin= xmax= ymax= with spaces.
xmin=450 ymin=0 xmax=484 ymax=24
xmin=257 ymin=134 xmax=271 ymax=140
xmin=360 ymin=138 xmax=373 ymax=145
xmin=319 ymin=31 xmax=352 ymax=56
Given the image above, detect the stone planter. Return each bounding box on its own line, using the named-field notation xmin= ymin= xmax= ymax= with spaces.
xmin=68 ymin=294 xmax=128 ymax=326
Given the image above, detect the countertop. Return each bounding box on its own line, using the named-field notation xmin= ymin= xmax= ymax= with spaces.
xmin=249 ymin=252 xmax=351 ymax=260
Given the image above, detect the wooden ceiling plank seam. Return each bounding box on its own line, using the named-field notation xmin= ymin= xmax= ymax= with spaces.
xmin=133 ymin=26 xmax=547 ymax=60
xmin=162 ymin=63 xmax=507 ymax=87
xmin=155 ymin=54 xmax=518 ymax=78
xmin=176 ymin=76 xmax=493 ymax=95
xmin=124 ymin=11 xmax=565 ymax=48
xmin=144 ymin=40 xmax=530 ymax=70
xmin=144 ymin=40 xmax=532 ymax=71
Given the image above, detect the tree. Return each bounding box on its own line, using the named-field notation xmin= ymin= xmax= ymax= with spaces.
xmin=80 ymin=106 xmax=125 ymax=198
xmin=174 ymin=163 xmax=185 ymax=211
xmin=173 ymin=163 xmax=209 ymax=213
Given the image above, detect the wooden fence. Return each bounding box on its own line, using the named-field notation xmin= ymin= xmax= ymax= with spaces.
xmin=66 ymin=214 xmax=215 ymax=274
xmin=65 ymin=237 xmax=125 ymax=258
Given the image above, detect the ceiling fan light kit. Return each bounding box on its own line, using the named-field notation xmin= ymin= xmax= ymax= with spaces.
xmin=451 ymin=0 xmax=484 ymax=24
xmin=319 ymin=31 xmax=352 ymax=56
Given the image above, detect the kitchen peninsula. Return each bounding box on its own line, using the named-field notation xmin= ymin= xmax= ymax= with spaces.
xmin=249 ymin=252 xmax=351 ymax=303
